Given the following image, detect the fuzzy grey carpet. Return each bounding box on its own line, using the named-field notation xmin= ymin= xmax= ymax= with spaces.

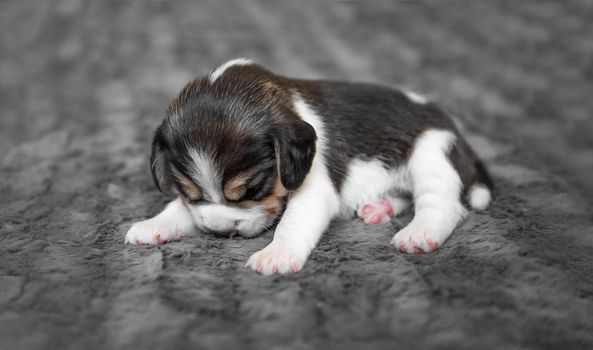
xmin=1 ymin=1 xmax=593 ymax=349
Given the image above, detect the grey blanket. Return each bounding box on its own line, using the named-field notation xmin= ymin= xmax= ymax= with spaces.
xmin=1 ymin=1 xmax=592 ymax=349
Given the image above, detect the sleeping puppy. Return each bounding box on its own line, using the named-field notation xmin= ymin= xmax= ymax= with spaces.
xmin=125 ymin=58 xmax=493 ymax=275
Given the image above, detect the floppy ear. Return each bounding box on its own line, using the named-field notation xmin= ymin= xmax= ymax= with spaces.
xmin=272 ymin=118 xmax=317 ymax=191
xmin=150 ymin=127 xmax=174 ymax=193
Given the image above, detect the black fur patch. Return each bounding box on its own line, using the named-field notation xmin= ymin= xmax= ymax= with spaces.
xmin=294 ymin=81 xmax=473 ymax=191
xmin=150 ymin=124 xmax=173 ymax=193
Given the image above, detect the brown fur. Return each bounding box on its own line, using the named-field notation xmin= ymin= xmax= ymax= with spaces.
xmin=174 ymin=172 xmax=202 ymax=201
xmin=223 ymin=175 xmax=248 ymax=201
xmin=238 ymin=180 xmax=288 ymax=218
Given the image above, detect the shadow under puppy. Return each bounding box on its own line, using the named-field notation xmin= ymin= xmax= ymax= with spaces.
xmin=125 ymin=58 xmax=493 ymax=275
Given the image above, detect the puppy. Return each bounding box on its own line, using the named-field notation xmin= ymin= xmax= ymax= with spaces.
xmin=125 ymin=58 xmax=493 ymax=275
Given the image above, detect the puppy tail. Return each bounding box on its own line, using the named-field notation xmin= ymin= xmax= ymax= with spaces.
xmin=468 ymin=159 xmax=493 ymax=211
xmin=468 ymin=183 xmax=491 ymax=210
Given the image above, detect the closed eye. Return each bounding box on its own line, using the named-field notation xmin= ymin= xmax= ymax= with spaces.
xmin=224 ymin=162 xmax=276 ymax=202
xmin=242 ymin=172 xmax=275 ymax=201
xmin=171 ymin=166 xmax=203 ymax=202
xmin=187 ymin=198 xmax=208 ymax=205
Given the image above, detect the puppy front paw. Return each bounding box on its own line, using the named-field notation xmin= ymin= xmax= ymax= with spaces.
xmin=390 ymin=223 xmax=444 ymax=254
xmin=124 ymin=219 xmax=185 ymax=245
xmin=245 ymin=242 xmax=307 ymax=275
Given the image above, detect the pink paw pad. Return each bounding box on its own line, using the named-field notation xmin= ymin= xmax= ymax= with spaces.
xmin=156 ymin=234 xmax=168 ymax=245
xmin=358 ymin=197 xmax=394 ymax=225
xmin=427 ymin=240 xmax=439 ymax=251
xmin=290 ymin=262 xmax=301 ymax=273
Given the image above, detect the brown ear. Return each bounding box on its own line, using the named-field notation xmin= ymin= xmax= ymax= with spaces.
xmin=150 ymin=127 xmax=173 ymax=193
xmin=271 ymin=118 xmax=317 ymax=191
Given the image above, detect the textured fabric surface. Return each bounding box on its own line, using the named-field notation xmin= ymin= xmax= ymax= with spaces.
xmin=1 ymin=1 xmax=592 ymax=349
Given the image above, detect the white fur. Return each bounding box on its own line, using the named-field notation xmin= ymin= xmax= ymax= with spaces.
xmin=186 ymin=149 xmax=273 ymax=235
xmin=403 ymin=90 xmax=428 ymax=104
xmin=468 ymin=184 xmax=491 ymax=210
xmin=125 ymin=196 xmax=272 ymax=241
xmin=188 ymin=149 xmax=222 ymax=203
xmin=245 ymin=93 xmax=340 ymax=275
xmin=187 ymin=203 xmax=269 ymax=237
xmin=208 ymin=58 xmax=252 ymax=83
xmin=391 ymin=129 xmax=467 ymax=253
xmin=383 ymin=193 xmax=411 ymax=217
xmin=338 ymin=158 xmax=410 ymax=218
xmin=125 ymin=198 xmax=195 ymax=245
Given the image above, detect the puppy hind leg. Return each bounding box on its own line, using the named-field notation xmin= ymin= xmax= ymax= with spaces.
xmin=357 ymin=192 xmax=411 ymax=225
xmin=390 ymin=130 xmax=467 ymax=254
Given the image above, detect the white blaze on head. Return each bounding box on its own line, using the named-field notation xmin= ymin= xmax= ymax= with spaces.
xmin=208 ymin=58 xmax=253 ymax=83
xmin=188 ymin=149 xmax=222 ymax=203
xmin=185 ymin=148 xmax=272 ymax=237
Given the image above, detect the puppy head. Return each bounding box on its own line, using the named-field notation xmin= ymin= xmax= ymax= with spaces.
xmin=150 ymin=62 xmax=316 ymax=237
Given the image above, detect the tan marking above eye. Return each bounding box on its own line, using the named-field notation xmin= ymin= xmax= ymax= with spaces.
xmin=237 ymin=179 xmax=288 ymax=218
xmin=224 ymin=170 xmax=270 ymax=201
xmin=177 ymin=174 xmax=202 ymax=201
xmin=224 ymin=175 xmax=248 ymax=201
